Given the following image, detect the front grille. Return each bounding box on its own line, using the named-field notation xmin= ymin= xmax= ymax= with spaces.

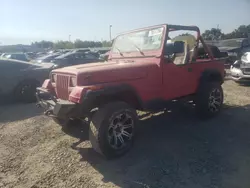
xmin=56 ymin=75 xmax=70 ymax=100
xmin=243 ymin=68 xmax=250 ymax=75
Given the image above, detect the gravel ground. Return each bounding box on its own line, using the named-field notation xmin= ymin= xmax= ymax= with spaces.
xmin=1 ymin=80 xmax=250 ymax=188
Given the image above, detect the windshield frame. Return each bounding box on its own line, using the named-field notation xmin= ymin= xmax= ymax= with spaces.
xmin=110 ymin=25 xmax=166 ymax=59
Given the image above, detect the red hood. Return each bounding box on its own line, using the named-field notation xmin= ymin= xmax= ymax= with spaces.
xmin=52 ymin=59 xmax=157 ymax=85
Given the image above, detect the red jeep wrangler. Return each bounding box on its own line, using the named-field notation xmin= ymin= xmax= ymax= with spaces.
xmin=36 ymin=24 xmax=225 ymax=159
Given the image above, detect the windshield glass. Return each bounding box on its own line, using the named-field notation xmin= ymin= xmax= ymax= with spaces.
xmin=112 ymin=26 xmax=164 ymax=53
xmin=0 ymin=59 xmax=38 ymax=69
xmin=55 ymin=52 xmax=74 ymax=59
xmin=35 ymin=54 xmax=60 ymax=62
xmin=219 ymin=39 xmax=243 ymax=47
xmin=37 ymin=55 xmax=53 ymax=60
xmin=5 ymin=54 xmax=12 ymax=59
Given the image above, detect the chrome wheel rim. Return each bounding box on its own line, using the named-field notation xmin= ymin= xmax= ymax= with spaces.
xmin=208 ymin=88 xmax=222 ymax=112
xmin=108 ymin=112 xmax=134 ymax=149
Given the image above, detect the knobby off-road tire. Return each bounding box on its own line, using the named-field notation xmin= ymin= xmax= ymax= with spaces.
xmin=195 ymin=82 xmax=224 ymax=119
xmin=89 ymin=101 xmax=138 ymax=159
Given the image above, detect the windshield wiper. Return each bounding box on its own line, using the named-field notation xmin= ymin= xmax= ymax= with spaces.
xmin=126 ymin=38 xmax=145 ymax=56
xmin=133 ymin=44 xmax=145 ymax=56
xmin=115 ymin=47 xmax=124 ymax=56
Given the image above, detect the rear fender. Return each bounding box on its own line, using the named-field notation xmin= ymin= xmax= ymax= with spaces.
xmin=199 ymin=69 xmax=223 ymax=87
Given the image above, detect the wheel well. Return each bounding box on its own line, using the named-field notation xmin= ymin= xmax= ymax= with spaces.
xmin=15 ymin=79 xmax=40 ymax=91
xmin=207 ymin=72 xmax=223 ymax=84
xmin=19 ymin=79 xmax=40 ymax=86
xmin=90 ymin=90 xmax=142 ymax=110
xmin=201 ymin=71 xmax=223 ymax=84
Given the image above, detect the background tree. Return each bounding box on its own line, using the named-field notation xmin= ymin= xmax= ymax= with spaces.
xmin=30 ymin=39 xmax=112 ymax=50
xmin=102 ymin=40 xmax=112 ymax=47
xmin=223 ymin=25 xmax=250 ymax=39
xmin=53 ymin=41 xmax=74 ymax=49
xmin=31 ymin=40 xmax=53 ymax=49
xmin=2 ymin=25 xmax=250 ymax=53
xmin=178 ymin=33 xmax=193 ymax=36
xmin=74 ymin=39 xmax=85 ymax=48
xmin=202 ymin=28 xmax=223 ymax=40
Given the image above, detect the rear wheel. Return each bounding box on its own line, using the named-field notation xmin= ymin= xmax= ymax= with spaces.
xmin=89 ymin=101 xmax=138 ymax=159
xmin=195 ymin=83 xmax=223 ymax=119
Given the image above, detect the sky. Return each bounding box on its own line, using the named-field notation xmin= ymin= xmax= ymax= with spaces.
xmin=1 ymin=0 xmax=250 ymax=45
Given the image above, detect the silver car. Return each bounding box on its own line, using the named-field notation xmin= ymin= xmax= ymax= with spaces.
xmin=230 ymin=52 xmax=250 ymax=83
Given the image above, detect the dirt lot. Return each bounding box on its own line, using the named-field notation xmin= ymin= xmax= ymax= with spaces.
xmin=1 ymin=80 xmax=250 ymax=188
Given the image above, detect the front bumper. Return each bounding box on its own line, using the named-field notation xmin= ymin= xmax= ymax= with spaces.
xmin=230 ymin=67 xmax=250 ymax=82
xmin=36 ymin=87 xmax=77 ymax=118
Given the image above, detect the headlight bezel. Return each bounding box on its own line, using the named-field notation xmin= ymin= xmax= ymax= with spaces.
xmin=51 ymin=74 xmax=57 ymax=83
xmin=70 ymin=77 xmax=77 ymax=87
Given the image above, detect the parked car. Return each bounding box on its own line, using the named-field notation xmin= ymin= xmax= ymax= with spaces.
xmin=36 ymin=52 xmax=47 ymax=58
xmin=61 ymin=50 xmax=71 ymax=54
xmin=32 ymin=53 xmax=61 ymax=63
xmin=47 ymin=50 xmax=60 ymax=54
xmin=0 ymin=59 xmax=53 ymax=103
xmin=36 ymin=24 xmax=225 ymax=159
xmin=196 ymin=44 xmax=228 ymax=59
xmin=99 ymin=51 xmax=110 ymax=61
xmin=218 ymin=38 xmax=250 ymax=65
xmin=72 ymin=49 xmax=90 ymax=53
xmin=96 ymin=49 xmax=110 ymax=55
xmin=230 ymin=52 xmax=250 ymax=83
xmin=25 ymin=52 xmax=37 ymax=60
xmin=3 ymin=53 xmax=30 ymax=62
xmin=51 ymin=51 xmax=103 ymax=68
xmin=0 ymin=53 xmax=7 ymax=58
xmin=85 ymin=51 xmax=100 ymax=58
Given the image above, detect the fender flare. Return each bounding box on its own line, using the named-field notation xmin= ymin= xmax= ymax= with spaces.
xmin=199 ymin=69 xmax=223 ymax=86
xmin=82 ymin=84 xmax=143 ymax=110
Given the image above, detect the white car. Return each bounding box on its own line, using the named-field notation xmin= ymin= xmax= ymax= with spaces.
xmin=230 ymin=52 xmax=250 ymax=83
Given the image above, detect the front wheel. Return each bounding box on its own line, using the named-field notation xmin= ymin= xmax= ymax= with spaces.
xmin=14 ymin=81 xmax=37 ymax=103
xmin=195 ymin=83 xmax=224 ymax=119
xmin=89 ymin=101 xmax=138 ymax=159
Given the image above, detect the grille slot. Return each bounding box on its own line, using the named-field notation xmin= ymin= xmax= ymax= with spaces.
xmin=56 ymin=75 xmax=70 ymax=100
xmin=243 ymin=68 xmax=250 ymax=75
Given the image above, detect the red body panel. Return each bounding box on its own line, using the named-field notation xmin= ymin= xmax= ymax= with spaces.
xmin=43 ymin=24 xmax=225 ymax=107
xmin=162 ymin=59 xmax=224 ymax=100
xmin=52 ymin=58 xmax=162 ymax=102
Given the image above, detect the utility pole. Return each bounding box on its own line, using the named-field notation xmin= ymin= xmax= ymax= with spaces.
xmin=68 ymin=35 xmax=71 ymax=42
xmin=109 ymin=25 xmax=112 ymax=41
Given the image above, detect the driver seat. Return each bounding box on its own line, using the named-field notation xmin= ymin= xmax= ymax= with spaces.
xmin=173 ymin=42 xmax=190 ymax=65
